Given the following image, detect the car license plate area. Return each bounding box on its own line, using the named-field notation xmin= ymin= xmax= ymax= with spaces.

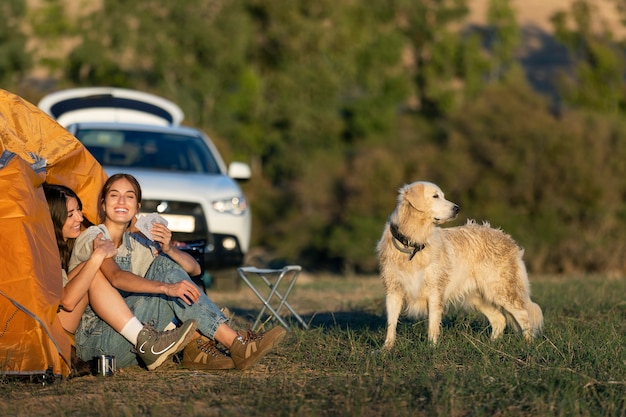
xmin=160 ymin=214 xmax=195 ymax=233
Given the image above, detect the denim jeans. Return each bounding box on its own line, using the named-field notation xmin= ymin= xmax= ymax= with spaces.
xmin=75 ymin=253 xmax=227 ymax=368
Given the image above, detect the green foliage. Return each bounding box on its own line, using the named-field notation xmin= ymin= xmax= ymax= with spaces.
xmin=395 ymin=0 xmax=482 ymax=118
xmin=486 ymin=0 xmax=522 ymax=81
xmin=439 ymin=80 xmax=626 ymax=273
xmin=0 ymin=0 xmax=31 ymax=87
xmin=552 ymin=0 xmax=626 ymax=112
xmin=7 ymin=0 xmax=626 ymax=274
xmin=29 ymin=0 xmax=74 ymax=38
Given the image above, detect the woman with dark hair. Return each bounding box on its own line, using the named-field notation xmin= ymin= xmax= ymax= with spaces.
xmin=43 ymin=183 xmax=197 ymax=372
xmin=69 ymin=173 xmax=286 ymax=371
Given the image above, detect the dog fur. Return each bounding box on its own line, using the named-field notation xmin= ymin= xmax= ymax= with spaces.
xmin=377 ymin=181 xmax=543 ymax=348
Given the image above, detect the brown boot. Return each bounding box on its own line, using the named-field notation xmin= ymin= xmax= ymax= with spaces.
xmin=181 ymin=336 xmax=235 ymax=370
xmin=229 ymin=326 xmax=286 ymax=370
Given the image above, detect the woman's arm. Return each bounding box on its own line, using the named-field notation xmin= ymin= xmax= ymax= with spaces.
xmin=161 ymin=245 xmax=201 ymax=276
xmin=99 ymin=258 xmax=201 ymax=305
xmin=61 ymin=233 xmax=116 ymax=311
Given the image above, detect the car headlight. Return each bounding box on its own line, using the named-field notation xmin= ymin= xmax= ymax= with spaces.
xmin=212 ymin=196 xmax=248 ymax=216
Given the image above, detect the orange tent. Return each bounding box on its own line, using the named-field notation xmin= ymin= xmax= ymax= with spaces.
xmin=0 ymin=88 xmax=107 ymax=379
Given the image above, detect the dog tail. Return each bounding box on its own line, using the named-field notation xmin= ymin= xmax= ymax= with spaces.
xmin=527 ymin=301 xmax=544 ymax=337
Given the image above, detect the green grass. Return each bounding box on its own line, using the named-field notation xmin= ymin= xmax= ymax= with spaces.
xmin=1 ymin=275 xmax=624 ymax=416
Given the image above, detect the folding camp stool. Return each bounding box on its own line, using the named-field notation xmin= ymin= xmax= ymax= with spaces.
xmin=237 ymin=265 xmax=309 ymax=331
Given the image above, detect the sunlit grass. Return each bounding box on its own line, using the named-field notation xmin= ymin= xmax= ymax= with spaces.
xmin=1 ymin=275 xmax=624 ymax=417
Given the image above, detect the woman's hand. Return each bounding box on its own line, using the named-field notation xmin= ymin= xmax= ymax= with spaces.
xmin=151 ymin=223 xmax=173 ymax=253
xmin=163 ymin=280 xmax=201 ymax=305
xmin=92 ymin=233 xmax=117 ymax=259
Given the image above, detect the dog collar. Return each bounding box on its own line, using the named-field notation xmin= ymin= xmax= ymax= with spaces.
xmin=389 ymin=222 xmax=426 ymax=260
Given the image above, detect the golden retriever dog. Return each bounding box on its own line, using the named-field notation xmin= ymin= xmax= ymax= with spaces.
xmin=377 ymin=181 xmax=543 ymax=348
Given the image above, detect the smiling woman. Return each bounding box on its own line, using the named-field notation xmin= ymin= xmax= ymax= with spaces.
xmin=61 ymin=195 xmax=84 ymax=238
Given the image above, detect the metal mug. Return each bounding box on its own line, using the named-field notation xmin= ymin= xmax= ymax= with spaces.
xmin=95 ymin=355 xmax=116 ymax=376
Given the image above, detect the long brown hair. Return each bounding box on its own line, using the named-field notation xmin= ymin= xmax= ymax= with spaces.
xmin=43 ymin=183 xmax=84 ymax=271
xmin=98 ymin=173 xmax=143 ymax=224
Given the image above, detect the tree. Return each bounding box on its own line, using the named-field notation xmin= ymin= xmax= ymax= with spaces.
xmin=486 ymin=0 xmax=522 ymax=82
xmin=0 ymin=0 xmax=31 ymax=88
xmin=442 ymin=80 xmax=626 ymax=273
xmin=394 ymin=0 xmax=489 ymax=118
xmin=29 ymin=0 xmax=77 ymax=78
xmin=552 ymin=0 xmax=626 ymax=113
xmin=33 ymin=0 xmax=626 ymax=274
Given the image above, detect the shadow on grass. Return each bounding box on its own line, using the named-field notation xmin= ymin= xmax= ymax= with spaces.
xmin=227 ymin=306 xmax=494 ymax=341
xmin=226 ymin=306 xmax=387 ymax=332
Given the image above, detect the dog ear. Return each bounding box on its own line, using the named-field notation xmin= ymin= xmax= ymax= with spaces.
xmin=404 ymin=182 xmax=425 ymax=211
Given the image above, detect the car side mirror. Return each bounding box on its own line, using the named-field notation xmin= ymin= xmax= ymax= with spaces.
xmin=228 ymin=161 xmax=251 ymax=181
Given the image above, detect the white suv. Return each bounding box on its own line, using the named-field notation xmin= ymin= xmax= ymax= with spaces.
xmin=39 ymin=87 xmax=251 ymax=289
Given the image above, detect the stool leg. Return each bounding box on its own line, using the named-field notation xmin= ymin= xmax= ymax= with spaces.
xmin=238 ymin=269 xmax=291 ymax=331
xmin=256 ymin=272 xmax=288 ymax=329
xmin=238 ymin=266 xmax=308 ymax=330
xmin=270 ymin=270 xmax=309 ymax=329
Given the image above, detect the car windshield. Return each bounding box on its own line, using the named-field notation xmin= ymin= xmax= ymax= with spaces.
xmin=74 ymin=128 xmax=221 ymax=174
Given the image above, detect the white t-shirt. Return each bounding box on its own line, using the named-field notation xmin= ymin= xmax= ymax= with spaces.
xmin=69 ymin=224 xmax=157 ymax=277
xmin=61 ymin=269 xmax=69 ymax=287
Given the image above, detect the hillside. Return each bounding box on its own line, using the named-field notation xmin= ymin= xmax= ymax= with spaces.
xmin=468 ymin=0 xmax=623 ymax=34
xmin=23 ymin=0 xmax=624 ymax=97
xmin=466 ymin=0 xmax=625 ymax=95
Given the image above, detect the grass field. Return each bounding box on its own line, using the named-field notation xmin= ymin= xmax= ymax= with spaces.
xmin=1 ymin=273 xmax=624 ymax=416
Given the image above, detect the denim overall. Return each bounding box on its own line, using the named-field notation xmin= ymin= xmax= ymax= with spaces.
xmin=75 ymin=232 xmax=227 ymax=368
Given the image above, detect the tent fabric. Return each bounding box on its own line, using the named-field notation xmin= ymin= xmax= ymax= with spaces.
xmin=0 ymin=89 xmax=107 ymax=379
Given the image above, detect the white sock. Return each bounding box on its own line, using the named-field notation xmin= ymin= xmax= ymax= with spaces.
xmin=163 ymin=321 xmax=177 ymax=331
xmin=120 ymin=317 xmax=144 ymax=346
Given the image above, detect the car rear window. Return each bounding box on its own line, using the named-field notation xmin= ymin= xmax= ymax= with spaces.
xmin=75 ymin=128 xmax=221 ymax=174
